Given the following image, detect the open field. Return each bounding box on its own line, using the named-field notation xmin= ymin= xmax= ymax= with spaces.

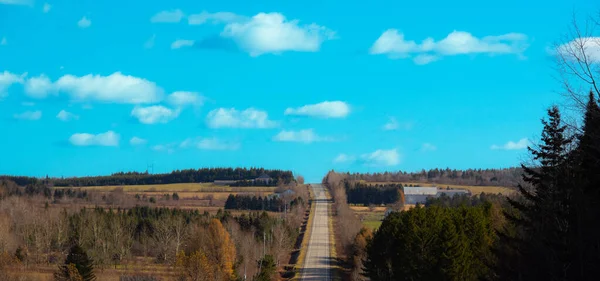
xmin=351 ymin=204 xmax=416 ymax=230
xmin=365 ymin=181 xmax=515 ymax=196
xmin=57 ymin=183 xmax=275 ymax=193
xmin=51 ymin=183 xmax=277 ymax=211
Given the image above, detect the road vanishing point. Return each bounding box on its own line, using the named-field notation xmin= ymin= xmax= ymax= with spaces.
xmin=300 ymin=184 xmax=333 ymax=281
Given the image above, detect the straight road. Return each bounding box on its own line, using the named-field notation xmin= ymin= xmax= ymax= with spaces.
xmin=300 ymin=184 xmax=332 ymax=281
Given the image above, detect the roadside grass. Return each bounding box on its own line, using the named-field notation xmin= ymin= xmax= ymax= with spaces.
xmin=291 ymin=196 xmax=315 ymax=280
xmin=327 ymin=188 xmax=342 ymax=281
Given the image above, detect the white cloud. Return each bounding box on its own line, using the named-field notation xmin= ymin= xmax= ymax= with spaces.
xmin=129 ymin=136 xmax=147 ymax=146
xmin=151 ymin=9 xmax=185 ymax=23
xmin=1 ymin=37 xmax=6 ymax=45
xmin=360 ymin=148 xmax=400 ymax=166
xmin=13 ymin=110 xmax=41 ymax=120
xmin=171 ymin=39 xmax=194 ymax=49
xmin=221 ymin=12 xmax=336 ymax=56
xmin=152 ymin=143 xmax=176 ymax=153
xmin=383 ymin=117 xmax=399 ymax=130
xmin=54 ymin=72 xmax=163 ymax=104
xmin=421 ymin=143 xmax=437 ymax=152
xmin=370 ymin=29 xmax=529 ymax=64
xmin=56 ymin=110 xmax=79 ymax=121
xmin=42 ymin=3 xmax=50 ymax=12
xmin=144 ymin=34 xmax=156 ymax=49
xmin=131 ymin=105 xmax=180 ymax=124
xmin=284 ymin=101 xmax=350 ymax=118
xmin=206 ymin=107 xmax=277 ymax=129
xmin=333 ymin=153 xmax=355 ymax=164
xmin=78 ymin=16 xmax=91 ymax=28
xmin=180 ymin=137 xmax=239 ymax=150
xmin=0 ymin=0 xmax=32 ymax=5
xmin=273 ymin=129 xmax=333 ymax=143
xmin=556 ymin=37 xmax=600 ymax=63
xmin=69 ymin=131 xmax=119 ymax=147
xmin=188 ymin=11 xmax=246 ymax=25
xmin=382 ymin=118 xmax=413 ymax=131
xmin=24 ymin=74 xmax=53 ymax=98
xmin=413 ymin=54 xmax=439 ymax=65
xmin=0 ymin=71 xmax=26 ymax=98
xmin=167 ymin=91 xmax=204 ymax=107
xmin=491 ymin=138 xmax=529 ymax=150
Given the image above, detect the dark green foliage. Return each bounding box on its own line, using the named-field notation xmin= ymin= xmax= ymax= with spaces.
xmin=14 ymin=246 xmax=26 ymax=262
xmin=172 ymin=192 xmax=179 ymax=200
xmin=254 ymin=255 xmax=276 ymax=281
xmin=224 ymin=194 xmax=289 ymax=212
xmin=494 ymin=106 xmax=573 ymax=280
xmin=344 ymin=181 xmax=402 ymax=205
xmin=570 ymin=92 xmax=600 ymax=279
xmin=56 ymin=245 xmax=96 ymax=281
xmin=0 ymin=167 xmax=294 ymax=187
xmin=426 ymin=192 xmax=507 ymax=208
xmin=364 ymin=205 xmax=495 ymax=281
xmin=337 ymin=168 xmax=522 ymax=187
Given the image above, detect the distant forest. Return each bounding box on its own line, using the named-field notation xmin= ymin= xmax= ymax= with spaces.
xmin=0 ymin=168 xmax=294 ymax=187
xmin=344 ymin=182 xmax=402 ymax=206
xmin=339 ymin=167 xmax=522 ymax=187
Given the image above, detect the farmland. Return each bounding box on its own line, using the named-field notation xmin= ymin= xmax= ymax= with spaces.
xmin=50 ymin=183 xmax=277 ymax=213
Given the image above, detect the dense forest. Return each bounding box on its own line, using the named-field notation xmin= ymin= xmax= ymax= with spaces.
xmin=337 ymin=167 xmax=522 ymax=187
xmin=0 ymin=167 xmax=294 ymax=187
xmin=224 ymin=194 xmax=305 ymax=212
xmin=344 ymin=182 xmax=402 ymax=206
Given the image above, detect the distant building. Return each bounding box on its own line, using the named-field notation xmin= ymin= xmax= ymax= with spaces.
xmin=404 ymin=186 xmax=438 ymax=204
xmin=255 ymin=173 xmax=273 ymax=184
xmin=402 ymin=186 xmax=470 ymax=204
xmin=269 ymin=189 xmax=295 ymax=199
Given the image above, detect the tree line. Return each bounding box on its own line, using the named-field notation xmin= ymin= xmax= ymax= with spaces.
xmin=225 ymin=194 xmax=283 ymax=212
xmin=0 ymin=167 xmax=294 ymax=187
xmin=333 ymin=167 xmax=522 ymax=187
xmin=344 ymin=182 xmax=402 ymax=206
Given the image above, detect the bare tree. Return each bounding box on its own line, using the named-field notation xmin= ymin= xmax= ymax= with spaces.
xmin=271 ymin=222 xmax=291 ymax=267
xmin=555 ymin=14 xmax=600 ymax=114
xmin=296 ymin=175 xmax=305 ymax=185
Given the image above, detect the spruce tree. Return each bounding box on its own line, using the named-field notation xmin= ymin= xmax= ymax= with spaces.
xmin=55 ymin=245 xmax=96 ymax=281
xmin=495 ymin=106 xmax=572 ymax=280
xmin=571 ymin=91 xmax=600 ymax=280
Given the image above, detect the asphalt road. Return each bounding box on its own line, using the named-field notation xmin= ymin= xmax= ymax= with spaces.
xmin=300 ymin=184 xmax=332 ymax=281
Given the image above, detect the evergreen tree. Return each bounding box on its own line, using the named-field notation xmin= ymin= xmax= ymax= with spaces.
xmin=55 ymin=245 xmax=96 ymax=281
xmin=571 ymin=91 xmax=600 ymax=279
xmin=495 ymin=106 xmax=573 ymax=280
xmin=254 ymin=255 xmax=276 ymax=281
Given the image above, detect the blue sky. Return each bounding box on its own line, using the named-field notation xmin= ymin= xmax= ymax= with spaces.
xmin=0 ymin=0 xmax=597 ymax=182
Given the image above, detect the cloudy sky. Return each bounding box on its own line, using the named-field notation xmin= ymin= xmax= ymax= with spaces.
xmin=0 ymin=0 xmax=596 ymax=182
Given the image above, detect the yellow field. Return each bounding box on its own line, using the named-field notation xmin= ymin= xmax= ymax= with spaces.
xmin=366 ymin=181 xmax=515 ymax=196
xmin=59 ymin=182 xmax=275 ymax=192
